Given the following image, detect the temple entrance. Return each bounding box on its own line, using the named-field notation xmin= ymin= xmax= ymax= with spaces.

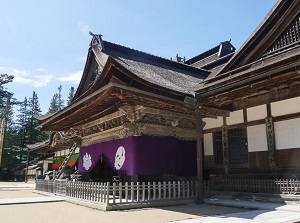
xmin=88 ymin=159 xmax=114 ymax=182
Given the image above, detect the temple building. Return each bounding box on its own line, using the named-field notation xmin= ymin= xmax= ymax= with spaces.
xmin=29 ymin=0 xmax=300 ymax=183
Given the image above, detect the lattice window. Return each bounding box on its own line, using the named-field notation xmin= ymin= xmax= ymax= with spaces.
xmin=213 ymin=131 xmax=223 ymax=164
xmin=266 ymin=13 xmax=300 ymax=53
xmin=228 ymin=128 xmax=248 ymax=164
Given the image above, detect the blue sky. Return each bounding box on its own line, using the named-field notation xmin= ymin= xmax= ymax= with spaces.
xmin=0 ymin=0 xmax=277 ymax=114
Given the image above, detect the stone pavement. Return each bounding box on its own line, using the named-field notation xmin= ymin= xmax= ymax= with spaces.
xmin=0 ymin=182 xmax=35 ymax=189
xmin=0 ymin=196 xmax=66 ymax=205
xmin=0 ymin=182 xmax=66 ymax=205
xmin=168 ymin=198 xmax=300 ymax=223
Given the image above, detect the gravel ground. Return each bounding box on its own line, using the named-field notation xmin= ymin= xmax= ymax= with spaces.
xmin=0 ymin=181 xmax=248 ymax=223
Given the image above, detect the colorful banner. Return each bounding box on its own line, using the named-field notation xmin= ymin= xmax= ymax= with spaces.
xmin=67 ymin=154 xmax=79 ymax=167
xmin=52 ymin=157 xmax=64 ymax=169
xmin=78 ymin=136 xmax=196 ymax=176
xmin=52 ymin=154 xmax=79 ymax=169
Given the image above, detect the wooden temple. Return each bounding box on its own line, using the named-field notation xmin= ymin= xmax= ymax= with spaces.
xmin=29 ymin=0 xmax=300 ymax=184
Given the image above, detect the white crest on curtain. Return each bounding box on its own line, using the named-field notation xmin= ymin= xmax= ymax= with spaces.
xmin=83 ymin=152 xmax=92 ymax=170
xmin=114 ymin=146 xmax=126 ymax=170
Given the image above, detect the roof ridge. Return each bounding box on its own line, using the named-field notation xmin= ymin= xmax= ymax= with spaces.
xmin=185 ymin=40 xmax=235 ymax=65
xmin=102 ymin=40 xmax=209 ymax=74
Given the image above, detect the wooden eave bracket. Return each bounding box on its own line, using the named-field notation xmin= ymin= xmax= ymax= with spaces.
xmin=198 ymin=105 xmax=230 ymax=118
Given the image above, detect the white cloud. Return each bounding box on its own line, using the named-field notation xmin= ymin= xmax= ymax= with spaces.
xmin=36 ymin=68 xmax=48 ymax=72
xmin=13 ymin=76 xmax=32 ymax=85
xmin=8 ymin=67 xmax=82 ymax=87
xmin=0 ymin=67 xmax=6 ymax=71
xmin=10 ymin=68 xmax=54 ymax=87
xmin=12 ymin=68 xmax=29 ymax=76
xmin=78 ymin=21 xmax=91 ymax=35
xmin=58 ymin=71 xmax=82 ymax=84
xmin=32 ymin=75 xmax=53 ymax=87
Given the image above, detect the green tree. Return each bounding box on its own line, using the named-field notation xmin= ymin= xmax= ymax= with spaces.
xmin=16 ymin=97 xmax=30 ymax=161
xmin=67 ymin=86 xmax=75 ymax=105
xmin=48 ymin=85 xmax=65 ymax=113
xmin=57 ymin=85 xmax=64 ymax=111
xmin=0 ymin=74 xmax=14 ymax=110
xmin=48 ymin=93 xmax=59 ymax=114
xmin=0 ymin=73 xmax=15 ymax=178
xmin=27 ymin=91 xmax=47 ymax=144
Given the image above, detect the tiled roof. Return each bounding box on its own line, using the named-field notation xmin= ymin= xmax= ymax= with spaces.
xmin=185 ymin=41 xmax=235 ymax=68
xmin=93 ymin=40 xmax=211 ymax=93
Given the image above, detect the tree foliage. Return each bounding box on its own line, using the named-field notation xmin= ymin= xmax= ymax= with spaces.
xmin=67 ymin=86 xmax=75 ymax=105
xmin=0 ymin=79 xmax=75 ymax=180
xmin=48 ymin=85 xmax=65 ymax=113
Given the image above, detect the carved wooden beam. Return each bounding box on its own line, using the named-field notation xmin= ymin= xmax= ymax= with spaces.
xmin=198 ymin=105 xmax=230 ymax=117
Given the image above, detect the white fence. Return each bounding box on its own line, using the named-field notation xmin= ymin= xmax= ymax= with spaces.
xmin=36 ymin=180 xmax=198 ymax=206
xmin=210 ymin=178 xmax=300 ymax=194
xmin=36 ymin=178 xmax=300 ymax=208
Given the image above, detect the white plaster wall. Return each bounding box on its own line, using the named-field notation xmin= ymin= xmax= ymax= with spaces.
xmin=203 ymin=116 xmax=223 ymax=130
xmin=274 ymin=118 xmax=300 ymax=150
xmin=271 ymin=96 xmax=300 ymax=117
xmin=247 ymin=105 xmax=267 ymax=121
xmin=226 ymin=110 xmax=244 ymax=125
xmin=247 ymin=124 xmax=268 ymax=152
xmin=42 ymin=160 xmax=53 ymax=172
xmin=204 ymin=133 xmax=214 ymax=156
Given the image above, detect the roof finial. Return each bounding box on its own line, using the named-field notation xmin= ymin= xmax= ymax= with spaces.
xmin=89 ymin=31 xmax=105 ymax=51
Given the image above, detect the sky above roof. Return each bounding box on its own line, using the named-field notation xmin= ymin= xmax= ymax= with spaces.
xmin=0 ymin=0 xmax=277 ymax=114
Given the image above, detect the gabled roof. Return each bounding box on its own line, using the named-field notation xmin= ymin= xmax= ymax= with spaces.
xmin=185 ymin=40 xmax=235 ymax=68
xmin=218 ymin=0 xmax=300 ymax=74
xmin=72 ymin=35 xmax=210 ymax=103
xmin=27 ymin=132 xmax=77 ymax=154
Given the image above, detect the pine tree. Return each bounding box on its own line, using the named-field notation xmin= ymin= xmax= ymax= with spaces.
xmin=16 ymin=97 xmax=30 ymax=161
xmin=14 ymin=92 xmax=47 ymax=165
xmin=48 ymin=93 xmax=59 ymax=114
xmin=0 ymin=73 xmax=16 ymax=178
xmin=0 ymin=74 xmax=14 ymax=111
xmin=67 ymin=86 xmax=75 ymax=105
xmin=27 ymin=91 xmax=47 ymax=144
xmin=57 ymin=85 xmax=64 ymax=111
xmin=48 ymin=85 xmax=65 ymax=113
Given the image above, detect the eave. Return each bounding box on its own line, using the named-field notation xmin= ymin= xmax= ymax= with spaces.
xmin=39 ymin=82 xmax=229 ymax=132
xmin=219 ymin=0 xmax=298 ymax=74
xmin=198 ymin=46 xmax=300 ymax=109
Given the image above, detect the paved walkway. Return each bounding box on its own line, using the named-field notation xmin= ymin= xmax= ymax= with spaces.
xmin=0 ymin=183 xmax=66 ymax=205
xmin=0 ymin=183 xmax=35 ymax=190
xmin=0 ymin=196 xmax=66 ymax=205
xmin=168 ymin=198 xmax=300 ymax=223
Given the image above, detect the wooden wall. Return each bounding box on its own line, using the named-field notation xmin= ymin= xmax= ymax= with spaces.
xmin=203 ymin=96 xmax=300 ymax=176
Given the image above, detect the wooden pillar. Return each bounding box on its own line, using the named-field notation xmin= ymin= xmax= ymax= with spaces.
xmin=265 ymin=116 xmax=276 ymax=172
xmin=222 ymin=116 xmax=229 ymax=175
xmin=195 ymin=108 xmax=204 ymax=204
xmin=0 ymin=118 xmax=6 ymax=167
xmin=266 ymin=104 xmax=277 ymax=173
xmin=222 ymin=126 xmax=229 ymax=175
xmin=25 ymin=149 xmax=29 ymax=183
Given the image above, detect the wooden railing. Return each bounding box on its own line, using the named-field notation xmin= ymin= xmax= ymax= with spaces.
xmin=36 ymin=180 xmax=198 ymax=205
xmin=35 ymin=178 xmax=300 ymax=207
xmin=66 ymin=181 xmax=111 ymax=204
xmin=210 ymin=178 xmax=300 ymax=195
xmin=36 ymin=179 xmax=55 ymax=193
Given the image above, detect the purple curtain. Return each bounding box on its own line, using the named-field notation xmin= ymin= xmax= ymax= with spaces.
xmin=78 ymin=136 xmax=196 ymax=176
